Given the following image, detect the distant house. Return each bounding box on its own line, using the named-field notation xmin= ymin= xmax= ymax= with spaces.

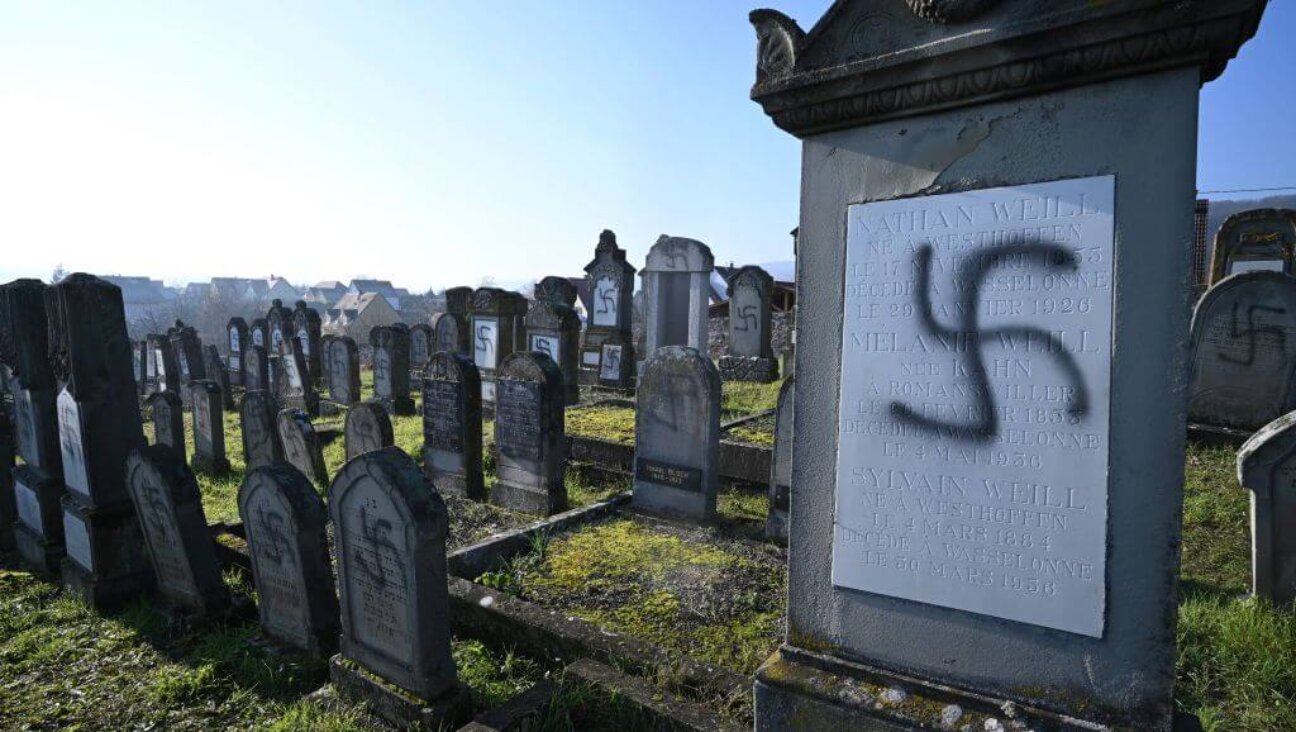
xmin=182 ymin=282 xmax=213 ymax=300
xmin=265 ymin=276 xmax=299 ymax=303
xmin=101 ymin=275 xmax=174 ymax=331
xmin=304 ymin=280 xmax=348 ymax=307
xmin=710 ymin=263 xmax=796 ymax=315
xmin=210 ymin=277 xmax=257 ymax=301
xmin=348 ymin=279 xmax=402 ymax=312
xmin=325 ymin=290 xmax=402 ymax=339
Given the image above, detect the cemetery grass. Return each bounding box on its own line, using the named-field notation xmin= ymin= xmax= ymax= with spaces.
xmin=565 ymin=377 xmax=784 ymax=446
xmin=1177 ymin=442 xmax=1296 ymax=732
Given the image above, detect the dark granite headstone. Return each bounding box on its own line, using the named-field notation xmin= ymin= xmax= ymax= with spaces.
xmin=641 ymin=236 xmax=713 ymax=354
xmin=1188 ymin=271 xmax=1296 ymax=430
xmin=149 ymin=391 xmax=186 ymax=463
xmin=409 ymin=324 xmax=434 ymax=373
xmin=267 ymin=299 xmax=293 ymax=356
xmin=203 ymin=344 xmax=234 ymax=411
xmin=767 ymin=377 xmax=794 ymax=543
xmin=369 ymin=326 xmax=415 ymax=416
xmin=579 ymin=230 xmax=637 ymax=387
xmin=345 ymin=402 xmax=394 ymax=461
xmin=422 ymin=352 xmax=483 ymax=500
xmin=719 ymin=266 xmax=778 ymax=383
xmin=244 ymin=344 xmax=270 ymax=393
xmin=492 ymin=352 xmax=566 ymax=515
xmin=126 ymin=445 xmax=229 ymax=615
xmin=534 ymin=276 xmax=577 ymax=306
xmin=524 ymin=300 xmax=581 ymax=405
xmin=444 ymin=287 xmax=473 ymax=318
xmin=278 ymin=409 xmax=328 ymax=486
xmin=632 ymin=346 xmax=719 ymax=521
xmin=239 ymin=463 xmax=340 ymax=654
xmin=430 ymin=312 xmax=469 ymax=357
xmin=325 ymin=336 xmax=361 ymax=405
xmin=293 ymin=301 xmax=323 ymax=383
xmin=149 ymin=333 xmax=180 ymax=394
xmin=241 ymin=391 xmax=283 ymax=471
xmin=227 ymin=317 xmax=249 ymax=386
xmin=190 ymin=380 xmax=231 ymax=475
xmin=328 ymin=447 xmax=469 ymax=726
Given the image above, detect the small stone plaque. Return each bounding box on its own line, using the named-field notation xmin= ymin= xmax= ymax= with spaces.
xmin=592 ymin=276 xmax=618 ymax=327
xmin=15 ymin=480 xmax=41 ymax=534
xmin=635 ymin=458 xmax=701 ymax=493
xmin=582 ymin=351 xmax=600 ymax=367
xmin=600 ymin=344 xmax=623 ymax=381
xmin=62 ymin=510 xmax=94 ymax=573
xmin=57 ymin=389 xmax=91 ymax=500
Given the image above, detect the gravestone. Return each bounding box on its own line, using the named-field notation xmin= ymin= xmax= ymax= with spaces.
xmin=47 ymin=273 xmax=153 ymax=608
xmin=238 ymin=463 xmax=340 ymax=654
xmin=325 ymin=336 xmax=362 ymax=405
xmin=293 ymin=301 xmax=323 ymax=383
xmin=719 ymin=265 xmax=778 ymax=383
xmin=369 ymin=326 xmax=416 ymax=416
xmin=250 ymin=318 xmax=270 ymax=352
xmin=534 ymin=276 xmax=577 ymax=306
xmin=409 ymin=324 xmax=434 ymax=373
xmin=227 ymin=317 xmax=249 ymax=386
xmin=1188 ymin=271 xmax=1296 ymax=431
xmin=422 ymin=352 xmax=484 ymax=500
xmin=203 ymin=344 xmax=234 ymax=411
xmin=345 ymin=402 xmax=395 ymax=461
xmin=641 ymin=236 xmax=713 ymax=354
xmin=430 ymin=312 xmax=469 ymax=357
xmin=766 ymin=377 xmax=793 ymax=543
xmin=580 ymin=230 xmax=637 ymax=387
xmin=190 ymin=380 xmax=231 ymax=475
xmin=492 ymin=352 xmax=566 ymax=515
xmin=1209 ymin=208 xmax=1296 ymax=284
xmin=468 ymin=287 xmax=528 ymax=404
xmin=632 ymin=346 xmax=719 ymax=521
xmin=327 ymin=448 xmax=470 ymax=728
xmin=444 ymin=286 xmax=473 ymax=318
xmin=0 ymin=408 xmax=14 ymax=551
xmin=267 ymin=299 xmax=293 ymax=356
xmin=169 ymin=320 xmax=205 ymax=405
xmin=746 ymin=3 xmax=1264 ymax=729
xmin=1238 ymin=412 xmax=1296 ymax=606
xmin=279 ymin=339 xmax=320 ymax=417
xmin=278 ymin=409 xmax=328 ymax=486
xmin=148 ymin=391 xmax=186 ymax=463
xmin=244 ymin=344 xmax=270 ymax=393
xmin=2 ymin=279 xmax=67 ymax=573
xmin=149 ymin=333 xmax=180 ymax=394
xmin=144 ymin=339 xmax=161 ymax=395
xmin=132 ymin=340 xmax=148 ymax=395
xmin=241 ymin=391 xmax=283 ymax=471
xmin=125 ymin=445 xmax=229 ymax=615
xmin=524 ymin=300 xmax=581 ymax=405
xmin=596 ymin=331 xmax=632 ymax=387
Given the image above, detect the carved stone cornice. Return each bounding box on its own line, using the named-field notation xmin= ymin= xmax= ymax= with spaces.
xmin=750 ymin=0 xmax=1266 ymax=137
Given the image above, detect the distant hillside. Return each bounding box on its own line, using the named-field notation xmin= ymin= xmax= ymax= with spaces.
xmin=1205 ymin=194 xmax=1296 ymax=244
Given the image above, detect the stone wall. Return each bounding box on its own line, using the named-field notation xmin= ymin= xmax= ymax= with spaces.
xmin=707 ymin=311 xmax=793 ymax=360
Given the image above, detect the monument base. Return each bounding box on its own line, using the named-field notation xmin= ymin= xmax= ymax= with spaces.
xmin=191 ymin=455 xmax=233 ymax=476
xmin=424 ymin=466 xmax=485 ymax=503
xmin=330 ymin=655 xmax=473 ymax=731
xmin=0 ymin=523 xmax=12 ymax=553
xmin=59 ymin=497 xmax=155 ymax=611
xmin=755 ymin=645 xmax=1195 ymax=732
xmin=718 ymin=356 xmax=779 ymax=383
xmin=491 ymin=480 xmax=566 ymax=517
xmin=376 ymin=397 xmax=417 ymax=418
xmin=13 ymin=522 xmax=64 ymax=576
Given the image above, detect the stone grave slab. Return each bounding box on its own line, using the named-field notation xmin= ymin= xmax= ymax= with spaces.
xmin=632 ymin=346 xmax=719 ymax=521
xmin=422 ymin=352 xmax=484 ymax=500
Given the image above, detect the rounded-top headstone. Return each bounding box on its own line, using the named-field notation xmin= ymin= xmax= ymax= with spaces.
xmin=534 ymin=276 xmax=577 ymax=306
xmin=644 ymin=236 xmax=714 ymax=273
xmin=1237 ymin=411 xmax=1296 ymax=605
xmin=345 ymin=401 xmax=395 ymax=461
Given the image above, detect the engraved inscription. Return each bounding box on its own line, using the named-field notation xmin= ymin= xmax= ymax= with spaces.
xmin=635 ymin=458 xmax=701 ymax=493
xmin=342 ymin=489 xmax=412 ymax=664
xmin=423 ymin=380 xmax=464 ymax=454
xmin=496 ymin=380 xmax=542 ymax=462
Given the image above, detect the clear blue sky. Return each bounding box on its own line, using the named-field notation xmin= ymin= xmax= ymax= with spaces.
xmin=1 ymin=2 xmax=1291 ymax=292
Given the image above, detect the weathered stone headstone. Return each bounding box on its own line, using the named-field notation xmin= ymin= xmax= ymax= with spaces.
xmin=190 ymin=380 xmax=231 ymax=475
xmin=126 ymin=444 xmax=229 ymax=615
xmin=719 ymin=265 xmax=778 ymax=383
xmin=409 ymin=324 xmax=434 ymax=373
xmin=240 ymin=391 xmax=283 ymax=471
xmin=0 ymin=408 xmax=14 ymax=551
xmin=444 ymin=286 xmax=473 ymax=318
xmin=345 ymin=402 xmax=394 ymax=461
xmin=278 ymin=409 xmax=328 ymax=486
xmin=1209 ymin=208 xmax=1296 ymax=284
xmin=534 ymin=276 xmax=577 ymax=306
xmin=580 ymin=230 xmax=637 ymax=387
xmin=238 ymin=463 xmax=340 ymax=654
xmin=422 ymin=352 xmax=484 ymax=500
xmin=0 ymin=278 xmax=66 ymax=573
xmin=293 ymin=301 xmax=323 ymax=383
xmin=132 ymin=340 xmax=148 ymax=395
xmin=325 ymin=336 xmax=361 ymax=405
xmin=47 ymin=273 xmax=153 ymax=607
xmin=203 ymin=344 xmax=234 ymax=410
xmin=149 ymin=333 xmax=180 ymax=394
xmin=492 ymin=352 xmax=566 ymax=515
xmin=430 ymin=312 xmax=469 ymax=358
xmin=279 ymin=339 xmax=320 ymax=417
xmin=369 ymin=325 xmax=416 ymax=416
xmin=244 ymin=344 xmax=270 ymax=393
xmin=250 ymin=318 xmax=269 ymax=352
xmin=267 ymin=299 xmax=293 ymax=356
xmin=632 ymin=346 xmax=719 ymax=521
xmin=468 ymin=287 xmax=528 ymax=404
xmin=149 ymin=390 xmax=186 ymax=463
xmin=1188 ymin=271 xmax=1296 ymax=431
xmin=766 ymin=376 xmax=793 ymax=543
xmin=641 ymin=236 xmax=713 ymax=354
xmin=328 ymin=447 xmax=470 ymax=728
xmin=1237 ymin=412 xmax=1296 ymax=606
xmin=745 ymin=4 xmax=1262 ymax=729
xmin=524 ymin=300 xmax=581 ymax=405
xmin=227 ymin=317 xmax=249 ymax=386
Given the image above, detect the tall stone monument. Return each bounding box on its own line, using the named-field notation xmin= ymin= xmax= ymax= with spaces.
xmin=468 ymin=287 xmax=528 ymax=404
xmin=369 ymin=325 xmax=416 ymax=416
xmin=524 ymin=300 xmax=581 ymax=405
xmin=293 ymin=301 xmax=323 ymax=384
xmin=746 ymin=3 xmax=1265 ymax=730
xmin=1237 ymin=412 xmax=1296 ymax=606
xmin=227 ymin=317 xmax=249 ymax=386
xmin=1209 ymin=208 xmax=1296 ymax=284
xmin=718 ymin=265 xmax=778 ymax=383
xmin=580 ymin=230 xmax=636 ymax=387
xmin=492 ymin=352 xmax=567 ymax=516
xmin=632 ymin=346 xmax=720 ymax=521
xmin=422 ymin=352 xmax=484 ymax=500
xmin=48 ymin=274 xmax=154 ymax=608
xmin=641 ymin=236 xmax=713 ymax=355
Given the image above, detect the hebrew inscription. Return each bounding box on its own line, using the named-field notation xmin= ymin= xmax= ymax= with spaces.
xmin=834 ymin=176 xmax=1114 ymax=637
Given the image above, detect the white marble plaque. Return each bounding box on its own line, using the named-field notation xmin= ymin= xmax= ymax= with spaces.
xmin=473 ymin=318 xmax=499 ymax=370
xmin=1229 ymin=259 xmax=1285 ymax=275
xmin=63 ymin=510 xmax=94 ymax=573
xmin=14 ymin=480 xmax=42 ymax=534
xmin=530 ymin=335 xmax=559 ymax=362
xmin=253 ymin=329 xmax=265 ymax=347
xmin=58 ymin=389 xmax=92 ymax=499
xmin=582 ymin=350 xmax=601 ymax=367
xmin=833 ymin=176 xmax=1115 ymax=638
xmin=229 ymin=328 xmax=241 ymax=352
xmin=297 ymin=328 xmax=310 ymax=356
xmin=592 ymin=276 xmax=618 ymax=327
xmin=481 ymin=380 xmax=496 ymax=404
